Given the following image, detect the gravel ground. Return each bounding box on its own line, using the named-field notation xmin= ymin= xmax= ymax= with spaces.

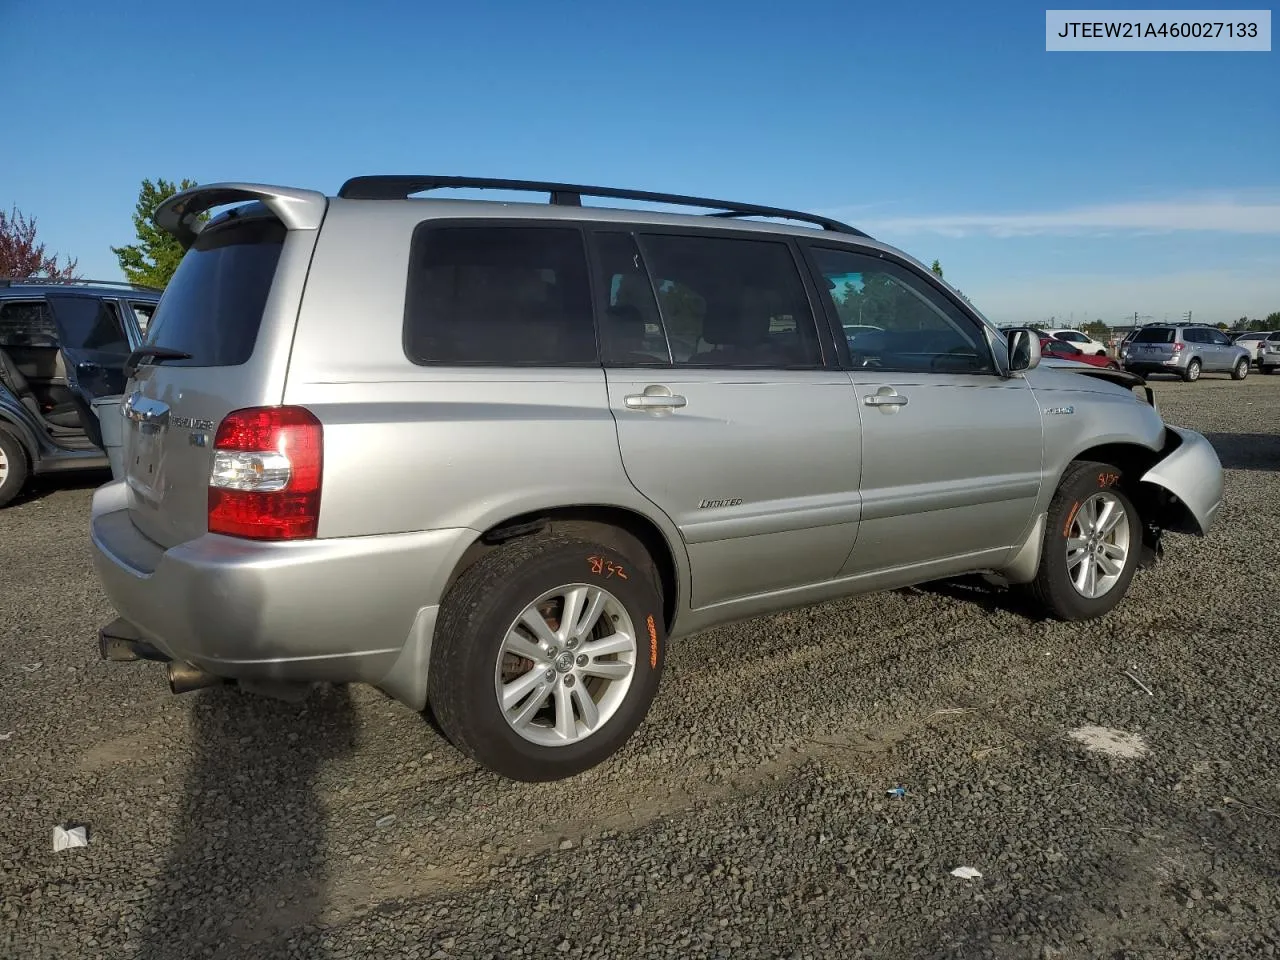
xmin=2 ymin=373 xmax=1279 ymax=960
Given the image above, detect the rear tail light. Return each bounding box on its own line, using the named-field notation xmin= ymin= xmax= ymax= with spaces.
xmin=208 ymin=406 xmax=323 ymax=540
xmin=1173 ymin=342 xmax=1184 ymax=352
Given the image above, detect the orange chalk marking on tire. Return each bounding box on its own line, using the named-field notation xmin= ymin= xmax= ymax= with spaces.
xmin=646 ymin=615 xmax=658 ymax=668
xmin=1063 ymin=501 xmax=1081 ymax=537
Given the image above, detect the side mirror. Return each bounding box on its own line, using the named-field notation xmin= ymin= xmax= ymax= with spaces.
xmin=1006 ymin=328 xmax=1041 ymax=373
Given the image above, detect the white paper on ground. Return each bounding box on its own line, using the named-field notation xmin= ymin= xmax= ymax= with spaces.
xmin=52 ymin=826 xmax=89 ymax=851
xmin=950 ymin=866 xmax=982 ymax=880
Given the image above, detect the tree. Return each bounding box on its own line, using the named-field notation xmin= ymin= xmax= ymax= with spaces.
xmin=1082 ymin=320 xmax=1110 ymax=339
xmin=112 ymin=177 xmax=202 ymax=289
xmin=0 ymin=205 xmax=78 ymax=280
xmin=930 ymin=259 xmax=944 ymax=278
xmin=1266 ymin=311 xmax=1280 ymax=329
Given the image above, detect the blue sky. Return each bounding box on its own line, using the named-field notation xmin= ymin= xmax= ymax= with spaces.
xmin=3 ymin=0 xmax=1276 ymax=325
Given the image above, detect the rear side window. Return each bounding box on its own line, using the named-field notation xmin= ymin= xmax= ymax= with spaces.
xmin=404 ymin=225 xmax=596 ymax=366
xmin=0 ymin=300 xmax=58 ymax=347
xmin=45 ymin=296 xmax=130 ymax=353
xmin=634 ymin=233 xmax=823 ymax=368
xmin=143 ymin=216 xmax=286 ymax=367
xmin=1133 ymin=328 xmax=1175 ymax=343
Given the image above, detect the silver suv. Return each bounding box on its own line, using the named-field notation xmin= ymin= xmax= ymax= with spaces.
xmin=90 ymin=176 xmax=1225 ymax=782
xmin=1122 ymin=323 xmax=1252 ymax=382
xmin=1258 ymin=331 xmax=1280 ymax=374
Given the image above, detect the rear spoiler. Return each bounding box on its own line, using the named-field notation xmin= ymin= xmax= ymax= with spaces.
xmin=154 ymin=182 xmax=328 ymax=250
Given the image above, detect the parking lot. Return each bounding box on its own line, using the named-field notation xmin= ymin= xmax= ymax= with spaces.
xmin=2 ymin=373 xmax=1278 ymax=960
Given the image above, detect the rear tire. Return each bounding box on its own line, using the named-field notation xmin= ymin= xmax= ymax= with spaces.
xmin=428 ymin=533 xmax=665 ymax=782
xmin=1183 ymin=358 xmax=1201 ymax=382
xmin=1231 ymin=358 xmax=1250 ymax=380
xmin=1023 ymin=461 xmax=1142 ymax=622
xmin=0 ymin=428 xmax=30 ymax=509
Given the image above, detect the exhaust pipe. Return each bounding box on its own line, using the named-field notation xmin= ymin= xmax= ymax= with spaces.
xmin=166 ymin=661 xmax=228 ymax=695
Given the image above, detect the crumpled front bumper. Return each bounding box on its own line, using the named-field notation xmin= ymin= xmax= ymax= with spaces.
xmin=1140 ymin=426 xmax=1224 ymax=536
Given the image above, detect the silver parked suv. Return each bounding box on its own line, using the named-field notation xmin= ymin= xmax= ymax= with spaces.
xmin=90 ymin=176 xmax=1225 ymax=781
xmin=1121 ymin=322 xmax=1252 ymax=382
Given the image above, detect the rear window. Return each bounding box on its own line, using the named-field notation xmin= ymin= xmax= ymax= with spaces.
xmin=403 ymin=224 xmax=596 ymax=366
xmin=142 ymin=216 xmax=285 ymax=367
xmin=1133 ymin=328 xmax=1175 ymax=343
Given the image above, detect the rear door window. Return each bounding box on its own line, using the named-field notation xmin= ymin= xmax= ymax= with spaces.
xmin=403 ymin=224 xmax=596 ymax=366
xmin=634 ymin=232 xmax=824 ymax=368
xmin=1133 ymin=328 xmax=1175 ymax=344
xmin=142 ymin=215 xmax=286 ymax=367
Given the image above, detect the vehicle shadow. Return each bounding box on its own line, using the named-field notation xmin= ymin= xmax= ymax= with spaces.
xmin=10 ymin=468 xmax=112 ymax=506
xmin=136 ymin=683 xmax=356 ymax=960
xmin=1203 ymin=432 xmax=1280 ymax=473
xmin=900 ymin=575 xmax=1051 ymax=621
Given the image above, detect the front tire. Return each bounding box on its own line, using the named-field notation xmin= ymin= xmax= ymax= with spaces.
xmin=1183 ymin=358 xmax=1201 ymax=382
xmin=1232 ymin=358 xmax=1249 ymax=380
xmin=428 ymin=533 xmax=665 ymax=782
xmin=1024 ymin=461 xmax=1142 ymax=621
xmin=0 ymin=428 xmax=30 ymax=509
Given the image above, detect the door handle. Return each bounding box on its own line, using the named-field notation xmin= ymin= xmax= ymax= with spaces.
xmin=864 ymin=392 xmax=908 ymax=407
xmin=625 ymin=393 xmax=687 ymax=410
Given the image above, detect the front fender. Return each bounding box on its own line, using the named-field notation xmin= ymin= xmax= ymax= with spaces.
xmin=1140 ymin=426 xmax=1224 ymax=536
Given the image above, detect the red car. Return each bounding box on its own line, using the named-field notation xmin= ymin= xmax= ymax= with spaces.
xmin=1039 ymin=336 xmax=1120 ymax=369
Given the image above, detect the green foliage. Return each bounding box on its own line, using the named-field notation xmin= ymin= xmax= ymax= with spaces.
xmin=1082 ymin=320 xmax=1110 ymax=339
xmin=1267 ymin=311 xmax=1280 ymax=328
xmin=930 ymin=259 xmax=943 ymax=278
xmin=111 ymin=178 xmax=202 ymax=289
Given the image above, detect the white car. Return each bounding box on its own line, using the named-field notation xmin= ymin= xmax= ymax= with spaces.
xmin=1045 ymin=328 xmax=1108 ymax=356
xmin=1231 ymin=331 xmax=1274 ymax=363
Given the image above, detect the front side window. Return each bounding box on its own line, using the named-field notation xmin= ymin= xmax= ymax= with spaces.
xmin=808 ymin=247 xmax=993 ymax=374
xmin=404 ymin=225 xmax=596 ymax=366
xmin=1056 ymin=331 xmax=1087 ymax=343
xmin=633 ymin=233 xmax=823 ymax=368
xmin=129 ymin=301 xmax=156 ymax=335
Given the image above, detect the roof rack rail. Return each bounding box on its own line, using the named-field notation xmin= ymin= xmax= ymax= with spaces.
xmin=336 ymin=175 xmax=869 ymax=237
xmin=0 ymin=277 xmax=163 ymax=293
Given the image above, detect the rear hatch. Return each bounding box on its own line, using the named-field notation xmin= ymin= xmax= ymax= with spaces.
xmin=121 ymin=187 xmax=326 ymax=548
xmin=1128 ymin=327 xmax=1177 ymax=361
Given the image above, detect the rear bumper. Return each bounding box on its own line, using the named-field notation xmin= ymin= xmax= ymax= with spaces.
xmin=1140 ymin=426 xmax=1223 ymax=537
xmin=88 ymin=480 xmax=474 ymax=709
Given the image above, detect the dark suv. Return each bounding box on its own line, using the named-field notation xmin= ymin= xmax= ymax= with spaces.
xmin=0 ymin=278 xmax=157 ymax=506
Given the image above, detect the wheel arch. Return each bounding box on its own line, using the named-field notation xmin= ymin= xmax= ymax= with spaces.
xmin=443 ymin=504 xmax=687 ymax=635
xmin=0 ymin=410 xmax=38 ymax=467
xmin=1067 ymin=436 xmax=1203 ymax=539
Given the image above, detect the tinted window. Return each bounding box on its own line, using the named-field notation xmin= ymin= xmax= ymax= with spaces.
xmin=143 ymin=216 xmax=285 ymax=367
xmin=1133 ymin=328 xmax=1175 ymax=343
xmin=404 ymin=225 xmax=595 ymax=366
xmin=0 ymin=300 xmax=58 ymax=348
xmin=45 ymin=296 xmax=130 ymax=353
xmin=809 ymin=247 xmax=993 ymax=374
xmin=635 ymin=233 xmax=822 ymax=368
xmin=594 ymin=232 xmax=671 ymax=365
